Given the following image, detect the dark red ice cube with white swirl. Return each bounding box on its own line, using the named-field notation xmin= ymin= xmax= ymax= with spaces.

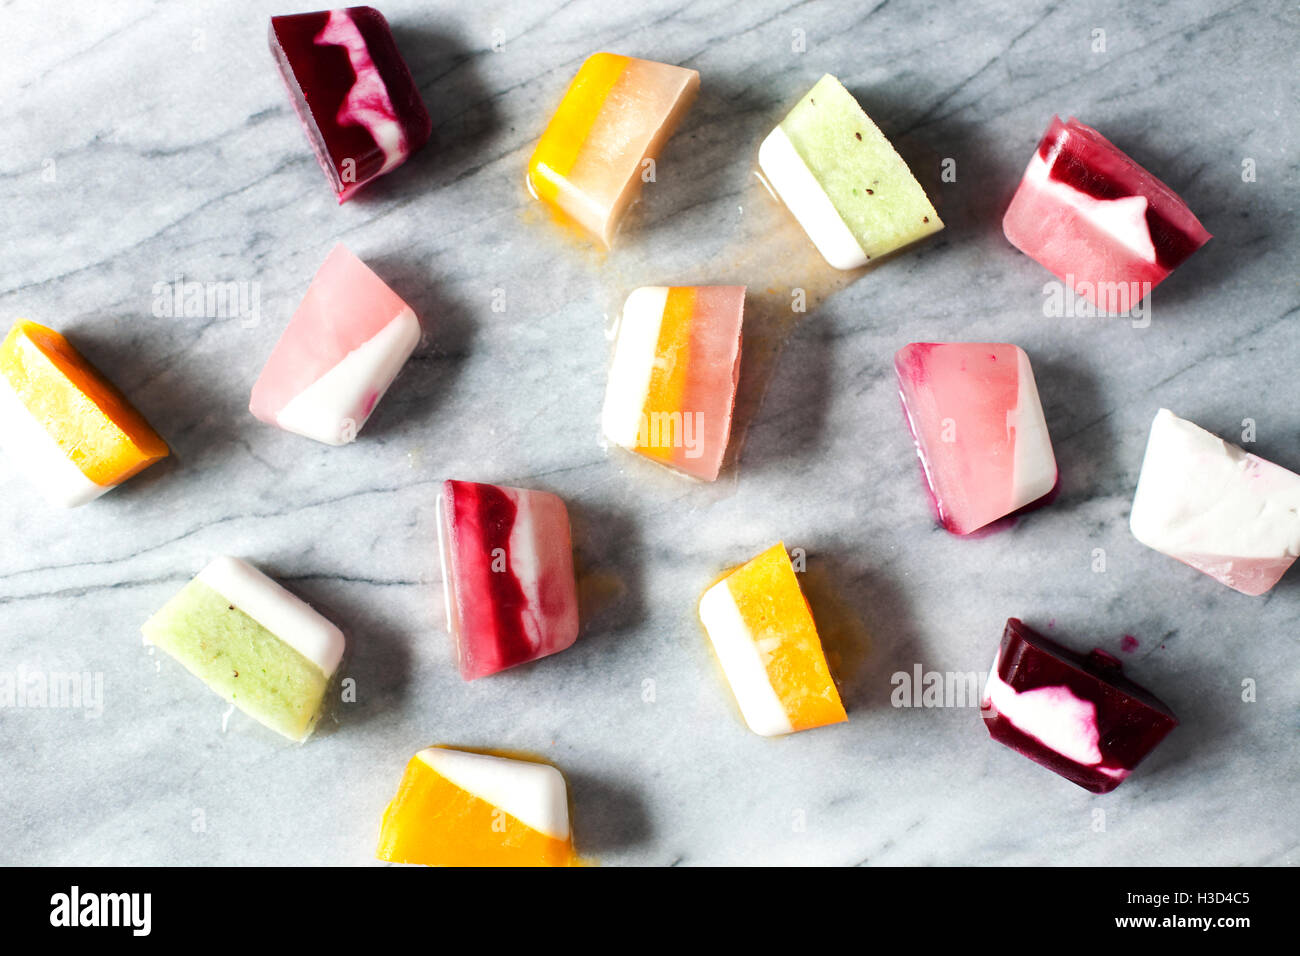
xmin=1002 ymin=117 xmax=1210 ymax=313
xmin=270 ymin=7 xmax=431 ymax=202
xmin=981 ymin=618 xmax=1177 ymax=794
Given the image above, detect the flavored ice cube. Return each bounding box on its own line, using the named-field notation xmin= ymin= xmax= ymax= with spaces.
xmin=437 ymin=480 xmax=580 ymax=680
xmin=758 ymin=74 xmax=943 ymax=270
xmin=698 ymin=543 xmax=846 ymax=737
xmin=982 ymin=618 xmax=1178 ymax=794
xmin=270 ymin=6 xmax=431 ymax=202
xmin=895 ymin=342 xmax=1057 ymax=535
xmin=250 ymin=243 xmax=421 ymax=446
xmin=527 ymin=53 xmax=699 ymax=246
xmin=1003 ymin=117 xmax=1211 ymax=313
xmin=0 ymin=320 xmax=168 ymax=507
xmin=601 ymin=285 xmax=744 ymax=481
xmin=141 ymin=556 xmax=345 ymax=742
xmin=1130 ymin=408 xmax=1300 ymax=596
xmin=377 ymin=747 xmax=575 ymax=867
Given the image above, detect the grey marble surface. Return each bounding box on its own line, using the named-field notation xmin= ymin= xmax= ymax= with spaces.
xmin=1 ymin=0 xmax=1297 ymax=866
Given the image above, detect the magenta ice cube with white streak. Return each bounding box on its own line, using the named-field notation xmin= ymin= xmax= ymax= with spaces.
xmin=437 ymin=480 xmax=580 ymax=681
xmin=895 ymin=343 xmax=1057 ymax=535
xmin=270 ymin=6 xmax=431 ymax=202
xmin=1003 ymin=117 xmax=1211 ymax=313
xmin=250 ymin=243 xmax=421 ymax=445
xmin=982 ymin=618 xmax=1178 ymax=794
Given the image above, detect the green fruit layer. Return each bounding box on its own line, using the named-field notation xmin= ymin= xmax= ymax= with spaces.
xmin=142 ymin=579 xmax=329 ymax=741
xmin=780 ymin=74 xmax=943 ymax=258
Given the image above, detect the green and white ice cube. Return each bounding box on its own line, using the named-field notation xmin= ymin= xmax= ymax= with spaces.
xmin=142 ymin=556 xmax=344 ymax=741
xmin=758 ymin=75 xmax=943 ymax=269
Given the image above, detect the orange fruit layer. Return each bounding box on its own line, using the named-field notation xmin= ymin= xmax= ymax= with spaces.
xmin=637 ymin=286 xmax=695 ymax=466
xmin=527 ymin=53 xmax=629 ymax=207
xmin=0 ymin=320 xmax=168 ymax=485
xmin=376 ymin=754 xmax=574 ymax=867
xmin=726 ymin=543 xmax=847 ymax=731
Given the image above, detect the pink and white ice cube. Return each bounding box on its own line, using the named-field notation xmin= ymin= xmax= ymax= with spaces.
xmin=895 ymin=343 xmax=1057 ymax=535
xmin=1130 ymin=408 xmax=1300 ymax=596
xmin=250 ymin=243 xmax=421 ymax=445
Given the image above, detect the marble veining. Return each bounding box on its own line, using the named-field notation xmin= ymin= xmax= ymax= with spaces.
xmin=0 ymin=0 xmax=1297 ymax=865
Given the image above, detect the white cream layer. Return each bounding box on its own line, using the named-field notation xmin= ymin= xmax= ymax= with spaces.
xmin=195 ymin=556 xmax=345 ymax=677
xmin=276 ymin=307 xmax=420 ymax=446
xmin=435 ymin=490 xmax=458 ymax=636
xmin=1130 ymin=408 xmax=1300 ymax=559
xmin=698 ymin=579 xmax=793 ymax=737
xmin=316 ymin=9 xmax=407 ymax=174
xmin=601 ymin=286 xmax=668 ymax=450
xmin=757 ymin=126 xmax=869 ymax=271
xmin=417 ymin=747 xmax=570 ymax=841
xmin=983 ymin=667 xmax=1104 ymax=766
xmin=1008 ymin=346 xmax=1057 ymax=509
xmin=0 ymin=375 xmax=109 ymax=508
xmin=506 ymin=489 xmax=545 ymax=643
xmin=1022 ymin=153 xmax=1157 ymax=264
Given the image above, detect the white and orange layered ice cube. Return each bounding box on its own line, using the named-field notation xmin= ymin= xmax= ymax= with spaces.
xmin=895 ymin=343 xmax=1057 ymax=535
xmin=0 ymin=319 xmax=169 ymax=507
xmin=250 ymin=244 xmax=420 ymax=445
xmin=601 ymin=285 xmax=744 ymax=481
xmin=527 ymin=53 xmax=698 ymax=246
xmin=698 ymin=543 xmax=846 ymax=737
xmin=376 ymin=747 xmax=576 ymax=867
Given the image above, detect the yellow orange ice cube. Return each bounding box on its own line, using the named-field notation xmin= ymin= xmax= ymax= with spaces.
xmin=377 ymin=747 xmax=575 ymax=867
xmin=698 ymin=543 xmax=847 ymax=736
xmin=601 ymin=285 xmax=745 ymax=481
xmin=0 ymin=320 xmax=168 ymax=506
xmin=527 ymin=53 xmax=698 ymax=246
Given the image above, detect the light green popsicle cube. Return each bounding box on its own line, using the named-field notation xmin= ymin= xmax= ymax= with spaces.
xmin=760 ymin=74 xmax=943 ymax=268
xmin=142 ymin=557 xmax=344 ymax=741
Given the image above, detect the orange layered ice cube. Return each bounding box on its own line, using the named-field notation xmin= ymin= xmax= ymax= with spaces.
xmin=601 ymin=285 xmax=744 ymax=481
xmin=0 ymin=320 xmax=168 ymax=507
xmin=377 ymin=747 xmax=576 ymax=867
xmin=698 ymin=543 xmax=847 ymax=736
xmin=527 ymin=53 xmax=698 ymax=246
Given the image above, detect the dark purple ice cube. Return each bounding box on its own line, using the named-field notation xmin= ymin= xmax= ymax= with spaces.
xmin=270 ymin=7 xmax=431 ymax=202
xmin=981 ymin=618 xmax=1177 ymax=794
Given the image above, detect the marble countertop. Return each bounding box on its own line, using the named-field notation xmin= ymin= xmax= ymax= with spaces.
xmin=1 ymin=0 xmax=1296 ymax=866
